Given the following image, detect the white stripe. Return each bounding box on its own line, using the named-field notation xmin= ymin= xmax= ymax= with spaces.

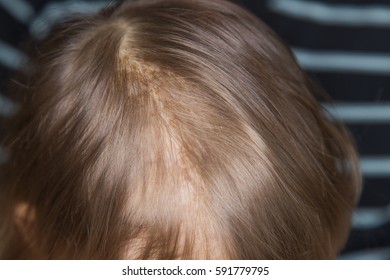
xmin=293 ymin=48 xmax=390 ymax=75
xmin=361 ymin=157 xmax=390 ymax=177
xmin=30 ymin=1 xmax=110 ymax=39
xmin=0 ymin=0 xmax=34 ymax=24
xmin=323 ymin=103 xmax=390 ymax=123
xmin=268 ymin=0 xmax=390 ymax=27
xmin=0 ymin=41 xmax=28 ymax=71
xmin=352 ymin=206 xmax=390 ymax=230
xmin=0 ymin=94 xmax=18 ymax=116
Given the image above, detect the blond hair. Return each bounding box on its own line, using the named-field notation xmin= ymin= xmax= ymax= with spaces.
xmin=0 ymin=0 xmax=360 ymax=259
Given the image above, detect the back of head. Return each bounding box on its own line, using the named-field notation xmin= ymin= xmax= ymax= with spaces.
xmin=0 ymin=0 xmax=360 ymax=259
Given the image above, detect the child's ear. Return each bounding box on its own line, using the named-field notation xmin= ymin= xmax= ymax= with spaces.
xmin=13 ymin=203 xmax=48 ymax=259
xmin=13 ymin=202 xmax=37 ymax=246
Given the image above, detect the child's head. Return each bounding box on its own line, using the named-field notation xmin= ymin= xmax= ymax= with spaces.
xmin=0 ymin=0 xmax=360 ymax=259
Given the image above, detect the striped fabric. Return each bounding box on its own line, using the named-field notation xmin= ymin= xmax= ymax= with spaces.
xmin=1 ymin=0 xmax=389 ymax=259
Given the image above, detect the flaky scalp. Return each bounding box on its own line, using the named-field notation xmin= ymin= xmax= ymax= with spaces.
xmin=0 ymin=0 xmax=360 ymax=259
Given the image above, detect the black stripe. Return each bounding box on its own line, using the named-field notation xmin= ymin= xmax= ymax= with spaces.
xmin=359 ymin=178 xmax=390 ymax=207
xmin=344 ymin=222 xmax=390 ymax=253
xmin=0 ymin=8 xmax=29 ymax=46
xmin=265 ymin=13 xmax=390 ymax=53
xmin=347 ymin=124 xmax=390 ymax=155
xmin=310 ymin=72 xmax=390 ymax=102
